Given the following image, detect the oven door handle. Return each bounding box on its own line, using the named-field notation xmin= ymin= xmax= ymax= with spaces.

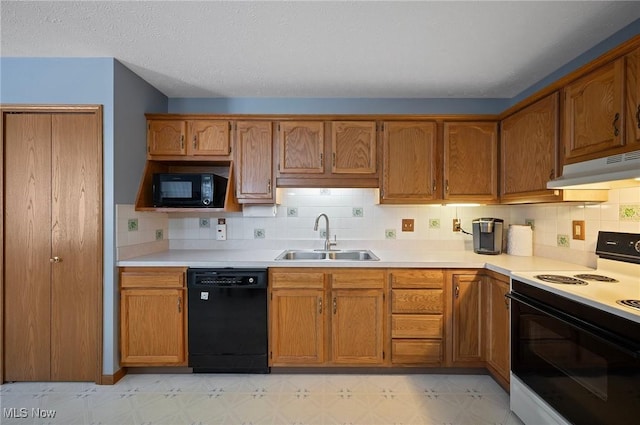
xmin=507 ymin=292 xmax=640 ymax=359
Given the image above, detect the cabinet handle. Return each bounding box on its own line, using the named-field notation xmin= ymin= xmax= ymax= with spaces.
xmin=549 ymin=169 xmax=555 ymax=180
xmin=192 ymin=135 xmax=197 ymax=149
xmin=333 ymin=297 xmax=337 ymax=314
xmin=332 ymin=152 xmax=336 ymax=167
xmin=180 ymin=135 xmax=185 ymax=150
xmin=445 ymin=179 xmax=449 ymax=193
xmin=177 ymin=296 xmax=182 ymax=313
xmin=636 ymin=105 xmax=640 ymax=129
xmin=49 ymin=256 xmax=62 ymax=263
xmin=504 ymin=293 xmax=509 ymax=310
xmin=455 ymin=285 xmax=460 ymax=299
xmin=613 ymin=112 xmax=620 ymax=137
xmin=318 ymin=298 xmax=323 ymax=314
xmin=267 ymin=179 xmax=271 ymax=193
xmin=432 ymin=179 xmax=436 ymax=192
xmin=320 ymin=153 xmax=323 ymax=167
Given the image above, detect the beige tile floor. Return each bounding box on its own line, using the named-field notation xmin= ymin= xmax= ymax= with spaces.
xmin=0 ymin=373 xmax=524 ymax=425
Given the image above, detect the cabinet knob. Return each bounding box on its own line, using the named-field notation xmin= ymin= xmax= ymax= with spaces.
xmin=613 ymin=112 xmax=620 ymax=137
xmin=49 ymin=256 xmax=62 ymax=263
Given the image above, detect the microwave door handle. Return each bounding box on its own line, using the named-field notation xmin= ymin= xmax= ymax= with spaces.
xmin=507 ymin=292 xmax=640 ymax=359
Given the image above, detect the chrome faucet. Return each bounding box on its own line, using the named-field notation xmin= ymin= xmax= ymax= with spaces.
xmin=314 ymin=213 xmax=336 ymax=251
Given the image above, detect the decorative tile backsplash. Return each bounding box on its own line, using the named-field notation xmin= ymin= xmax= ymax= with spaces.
xmin=116 ymin=187 xmax=640 ymax=264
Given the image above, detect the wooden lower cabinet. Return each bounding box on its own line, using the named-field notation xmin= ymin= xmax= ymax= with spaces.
xmin=269 ymin=270 xmax=326 ymax=365
xmin=119 ymin=267 xmax=187 ymax=366
xmin=484 ymin=271 xmax=511 ymax=389
xmin=449 ymin=271 xmax=484 ymax=366
xmin=390 ymin=269 xmax=445 ymax=365
xmin=269 ymin=268 xmax=386 ymax=366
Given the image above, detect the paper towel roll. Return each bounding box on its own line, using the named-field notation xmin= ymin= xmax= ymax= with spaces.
xmin=507 ymin=225 xmax=533 ymax=256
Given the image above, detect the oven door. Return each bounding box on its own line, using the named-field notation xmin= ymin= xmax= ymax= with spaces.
xmin=509 ymin=291 xmax=640 ymax=425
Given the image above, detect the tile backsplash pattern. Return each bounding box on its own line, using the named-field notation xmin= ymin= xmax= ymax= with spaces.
xmin=117 ymin=187 xmax=640 ymax=266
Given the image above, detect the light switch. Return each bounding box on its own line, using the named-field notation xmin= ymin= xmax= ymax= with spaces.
xmin=572 ymin=220 xmax=585 ymax=240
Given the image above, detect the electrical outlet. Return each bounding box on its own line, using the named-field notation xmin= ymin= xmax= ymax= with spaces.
xmin=287 ymin=207 xmax=298 ymax=217
xmin=385 ymin=229 xmax=396 ymax=239
xmin=199 ymin=218 xmax=210 ymax=228
xmin=352 ymin=207 xmax=364 ymax=217
xmin=525 ymin=218 xmax=535 ymax=229
xmin=254 ymin=228 xmax=265 ymax=239
xmin=429 ymin=219 xmax=441 ymax=229
xmin=402 ymin=219 xmax=414 ymax=232
xmin=452 ymin=218 xmax=461 ymax=232
xmin=155 ymin=229 xmax=163 ymax=241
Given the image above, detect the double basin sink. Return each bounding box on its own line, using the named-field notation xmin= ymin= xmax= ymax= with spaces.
xmin=275 ymin=249 xmax=380 ymax=261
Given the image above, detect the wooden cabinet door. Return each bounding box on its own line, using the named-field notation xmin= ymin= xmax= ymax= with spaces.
xmin=270 ymin=289 xmax=325 ymax=365
xmin=625 ymin=47 xmax=640 ymax=148
xmin=382 ymin=121 xmax=438 ymax=203
xmin=501 ymin=92 xmax=560 ymax=202
xmin=331 ymin=289 xmax=384 ymax=364
xmin=235 ymin=121 xmax=274 ymax=201
xmin=278 ymin=121 xmax=324 ymax=174
xmin=485 ymin=276 xmax=510 ymax=385
xmin=452 ymin=274 xmax=483 ymax=364
xmin=331 ymin=121 xmax=377 ymax=174
xmin=120 ymin=288 xmax=186 ymax=365
xmin=443 ymin=122 xmax=498 ymax=202
xmin=147 ymin=120 xmax=186 ymax=156
xmin=563 ymin=59 xmax=625 ymax=162
xmin=187 ymin=120 xmax=230 ymax=156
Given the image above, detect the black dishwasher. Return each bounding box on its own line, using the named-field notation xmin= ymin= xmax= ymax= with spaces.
xmin=187 ymin=268 xmax=269 ymax=373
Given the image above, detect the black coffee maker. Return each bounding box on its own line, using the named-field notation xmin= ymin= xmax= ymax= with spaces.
xmin=472 ymin=218 xmax=504 ymax=255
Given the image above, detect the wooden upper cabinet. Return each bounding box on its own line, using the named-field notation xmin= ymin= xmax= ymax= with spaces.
xmin=382 ymin=121 xmax=438 ymax=203
xmin=147 ymin=120 xmax=186 ymax=156
xmin=235 ymin=121 xmax=274 ymax=202
xmin=625 ymin=47 xmax=640 ymax=148
xmin=500 ymin=92 xmax=560 ymax=202
xmin=443 ymin=122 xmax=498 ymax=202
xmin=330 ymin=121 xmax=377 ymax=174
xmin=563 ymin=58 xmax=625 ymax=163
xmin=147 ymin=119 xmax=231 ymax=158
xmin=278 ymin=121 xmax=324 ymax=174
xmin=187 ymin=120 xmax=231 ymax=156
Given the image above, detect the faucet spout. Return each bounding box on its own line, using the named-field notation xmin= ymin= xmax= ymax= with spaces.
xmin=314 ymin=213 xmax=336 ymax=251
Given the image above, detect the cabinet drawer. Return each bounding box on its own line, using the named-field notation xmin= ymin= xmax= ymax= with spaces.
xmin=392 ymin=314 xmax=442 ymax=338
xmin=120 ymin=268 xmax=186 ymax=288
xmin=392 ymin=340 xmax=442 ymax=364
xmin=392 ymin=290 xmax=443 ymax=313
xmin=331 ymin=270 xmax=385 ymax=289
xmin=271 ymin=271 xmax=325 ymax=289
xmin=390 ymin=269 xmax=444 ymax=289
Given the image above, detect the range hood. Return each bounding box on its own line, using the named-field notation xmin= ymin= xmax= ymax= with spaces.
xmin=547 ymin=149 xmax=640 ymax=190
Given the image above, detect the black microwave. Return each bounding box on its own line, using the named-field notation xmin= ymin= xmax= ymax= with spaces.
xmin=152 ymin=173 xmax=227 ymax=208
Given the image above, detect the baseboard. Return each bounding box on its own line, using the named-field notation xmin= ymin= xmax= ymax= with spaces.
xmin=100 ymin=367 xmax=126 ymax=385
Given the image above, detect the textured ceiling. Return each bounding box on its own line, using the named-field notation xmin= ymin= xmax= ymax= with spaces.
xmin=2 ymin=1 xmax=640 ymax=98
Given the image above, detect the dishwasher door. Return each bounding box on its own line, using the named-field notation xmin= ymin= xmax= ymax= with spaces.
xmin=187 ymin=268 xmax=268 ymax=373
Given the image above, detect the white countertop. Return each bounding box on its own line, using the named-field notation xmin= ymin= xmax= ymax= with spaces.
xmin=117 ymin=248 xmax=593 ymax=275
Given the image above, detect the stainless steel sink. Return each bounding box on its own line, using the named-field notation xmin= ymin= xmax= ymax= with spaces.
xmin=275 ymin=249 xmax=380 ymax=261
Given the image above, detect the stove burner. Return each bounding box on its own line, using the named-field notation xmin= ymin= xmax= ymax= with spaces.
xmin=534 ymin=274 xmax=588 ymax=285
xmin=573 ymin=274 xmax=619 ymax=282
xmin=616 ymin=300 xmax=640 ymax=310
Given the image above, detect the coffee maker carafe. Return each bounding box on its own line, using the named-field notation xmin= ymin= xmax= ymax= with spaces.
xmin=472 ymin=218 xmax=504 ymax=255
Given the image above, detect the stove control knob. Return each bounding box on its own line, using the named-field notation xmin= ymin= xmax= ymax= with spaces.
xmin=635 ymin=240 xmax=640 ymax=253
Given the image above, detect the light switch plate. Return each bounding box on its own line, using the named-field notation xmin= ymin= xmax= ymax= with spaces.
xmin=572 ymin=220 xmax=585 ymax=240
